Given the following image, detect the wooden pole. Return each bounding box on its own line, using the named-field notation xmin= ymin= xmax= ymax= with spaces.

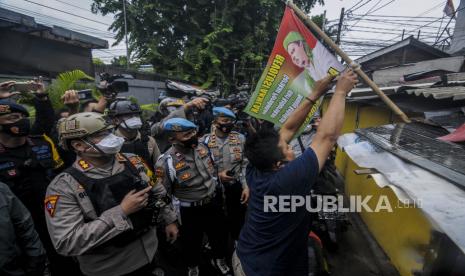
xmin=286 ymin=1 xmax=411 ymax=123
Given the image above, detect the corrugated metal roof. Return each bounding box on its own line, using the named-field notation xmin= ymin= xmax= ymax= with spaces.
xmin=0 ymin=7 xmax=108 ymax=49
xmin=405 ymin=86 xmax=465 ymax=101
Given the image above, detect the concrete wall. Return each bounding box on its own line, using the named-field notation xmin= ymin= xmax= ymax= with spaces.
xmin=116 ymin=78 xmax=166 ymax=105
xmin=0 ymin=30 xmax=94 ymax=77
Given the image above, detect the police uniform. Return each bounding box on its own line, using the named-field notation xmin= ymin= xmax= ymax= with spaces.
xmin=45 ymin=153 xmax=177 ymax=276
xmin=0 ymin=101 xmax=80 ymax=275
xmin=115 ymin=128 xmax=161 ymax=168
xmin=201 ymin=107 xmax=248 ymax=240
xmin=154 ymin=118 xmax=229 ymax=271
xmin=109 ymin=100 xmax=161 ymax=169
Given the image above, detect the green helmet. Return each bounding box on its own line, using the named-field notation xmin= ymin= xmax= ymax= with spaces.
xmin=58 ymin=112 xmax=113 ymax=150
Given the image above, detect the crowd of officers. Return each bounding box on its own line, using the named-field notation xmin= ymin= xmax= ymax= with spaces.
xmin=0 ymin=79 xmax=261 ymax=276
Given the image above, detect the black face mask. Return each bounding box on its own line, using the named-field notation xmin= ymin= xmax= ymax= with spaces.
xmin=218 ymin=122 xmax=234 ymax=134
xmin=180 ymin=136 xmax=199 ymax=149
xmin=0 ymin=118 xmax=31 ymax=137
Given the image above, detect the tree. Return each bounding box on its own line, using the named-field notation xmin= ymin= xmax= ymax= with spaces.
xmin=110 ymin=56 xmax=128 ymax=67
xmin=91 ymin=0 xmax=326 ymax=93
xmin=93 ymin=57 xmax=105 ymax=65
xmin=47 ymin=70 xmax=96 ymax=110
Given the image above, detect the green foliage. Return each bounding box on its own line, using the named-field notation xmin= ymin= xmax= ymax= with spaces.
xmin=140 ymin=103 xmax=158 ymax=111
xmin=93 ymin=58 xmax=105 ymax=65
xmin=91 ymin=0 xmax=327 ymax=93
xmin=47 ymin=70 xmax=95 ymax=110
xmin=111 ymin=56 xmax=128 ymax=67
xmin=140 ymin=103 xmax=158 ymax=120
xmin=127 ymin=95 xmax=138 ymax=104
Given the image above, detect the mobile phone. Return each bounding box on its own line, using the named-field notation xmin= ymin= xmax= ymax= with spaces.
xmin=77 ymin=89 xmax=94 ymax=101
xmin=13 ymin=82 xmax=36 ymax=93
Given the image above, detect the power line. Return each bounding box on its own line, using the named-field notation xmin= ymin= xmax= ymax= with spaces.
xmin=349 ymin=0 xmax=374 ymax=13
xmin=346 ymin=0 xmax=365 ymax=13
xmin=390 ymin=5 xmax=464 ymax=41
xmin=1 ymin=3 xmax=114 ymax=37
xmin=347 ymin=0 xmax=383 ymax=29
xmin=23 ymin=0 xmax=110 ymax=26
xmin=49 ymin=0 xmax=92 ymax=13
xmin=368 ymin=0 xmax=395 ymax=14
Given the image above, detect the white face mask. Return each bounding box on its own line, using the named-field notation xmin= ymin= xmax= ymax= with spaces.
xmin=95 ymin=133 xmax=125 ymax=154
xmin=122 ymin=117 xmax=143 ymax=130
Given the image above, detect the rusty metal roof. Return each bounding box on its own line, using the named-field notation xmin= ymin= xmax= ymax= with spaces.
xmin=405 ymin=86 xmax=465 ymax=101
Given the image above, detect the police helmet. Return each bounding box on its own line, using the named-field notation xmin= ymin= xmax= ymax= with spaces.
xmin=159 ymin=97 xmax=185 ymax=117
xmin=108 ymin=100 xmax=142 ymax=117
xmin=58 ymin=112 xmax=113 ymax=150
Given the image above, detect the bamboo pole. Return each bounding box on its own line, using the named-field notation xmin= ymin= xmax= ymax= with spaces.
xmin=286 ymin=1 xmax=411 ymax=123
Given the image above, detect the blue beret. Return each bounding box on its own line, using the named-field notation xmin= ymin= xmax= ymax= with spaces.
xmin=0 ymin=100 xmax=29 ymax=117
xmin=213 ymin=107 xmax=236 ymax=119
xmin=163 ymin=118 xmax=197 ymax=132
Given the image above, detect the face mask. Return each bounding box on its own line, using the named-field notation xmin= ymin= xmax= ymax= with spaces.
xmin=95 ymin=133 xmax=125 ymax=155
xmin=180 ymin=136 xmax=198 ymax=149
xmin=122 ymin=117 xmax=142 ymax=130
xmin=0 ymin=118 xmax=31 ymax=137
xmin=218 ymin=122 xmax=234 ymax=134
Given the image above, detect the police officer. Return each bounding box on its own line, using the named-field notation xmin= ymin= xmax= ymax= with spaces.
xmin=151 ymin=97 xmax=209 ymax=152
xmin=201 ymin=107 xmax=249 ymax=242
xmin=155 ymin=118 xmax=231 ymax=276
xmin=45 ymin=112 xmax=179 ymax=276
xmin=109 ymin=99 xmax=161 ymax=168
xmin=0 ymin=99 xmax=80 ymax=275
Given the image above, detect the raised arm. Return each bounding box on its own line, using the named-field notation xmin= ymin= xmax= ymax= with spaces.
xmin=310 ymin=70 xmax=358 ymax=171
xmin=279 ymin=75 xmax=335 ymax=143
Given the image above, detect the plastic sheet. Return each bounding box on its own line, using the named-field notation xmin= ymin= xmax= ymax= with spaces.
xmin=338 ymin=133 xmax=465 ymax=254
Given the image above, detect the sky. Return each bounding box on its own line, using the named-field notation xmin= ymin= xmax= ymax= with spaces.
xmin=0 ymin=0 xmax=461 ymax=62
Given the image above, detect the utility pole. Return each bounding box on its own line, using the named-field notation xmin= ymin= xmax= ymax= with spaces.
xmin=417 ymin=30 xmax=421 ymax=40
xmin=335 ymin=8 xmax=345 ymax=45
xmin=322 ymin=10 xmax=327 ymax=32
xmin=232 ymin=59 xmax=238 ymax=85
xmin=401 ymin=29 xmax=405 ymax=40
xmin=122 ymin=0 xmax=130 ymax=69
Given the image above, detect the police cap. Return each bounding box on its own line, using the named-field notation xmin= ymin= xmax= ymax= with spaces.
xmin=163 ymin=118 xmax=197 ymax=132
xmin=0 ymin=100 xmax=29 ymax=117
xmin=213 ymin=106 xmax=236 ymax=119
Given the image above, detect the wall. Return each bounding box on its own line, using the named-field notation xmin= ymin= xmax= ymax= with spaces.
xmin=0 ymin=30 xmax=94 ymax=77
xmin=116 ymin=78 xmax=166 ymax=105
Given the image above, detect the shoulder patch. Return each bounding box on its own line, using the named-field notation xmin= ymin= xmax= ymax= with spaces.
xmin=77 ymin=159 xmax=92 ymax=171
xmin=44 ymin=195 xmax=59 ymax=217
